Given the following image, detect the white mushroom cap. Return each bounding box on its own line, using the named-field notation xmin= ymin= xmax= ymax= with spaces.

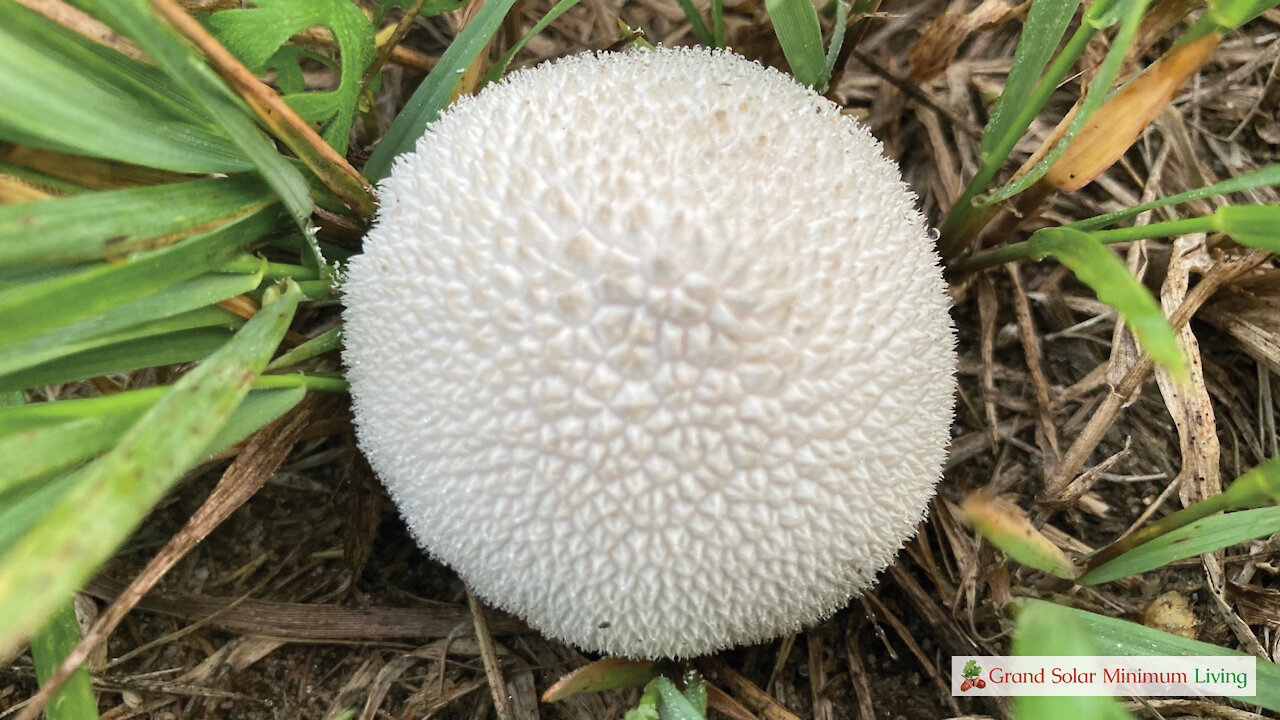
xmin=343 ymin=47 xmax=957 ymax=659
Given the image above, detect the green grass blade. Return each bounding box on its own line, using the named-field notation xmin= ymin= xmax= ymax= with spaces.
xmin=817 ymin=0 xmax=848 ymax=91
xmin=766 ymin=0 xmax=826 ymax=88
xmin=0 ymin=177 xmax=275 ymax=269
xmin=963 ymin=204 xmax=1280 ymax=272
xmin=1215 ymin=205 xmax=1280 ymax=250
xmin=985 ymin=0 xmax=1150 ymax=204
xmin=254 ymin=371 xmax=348 ymax=393
xmin=0 ymin=1 xmax=251 ymax=173
xmin=0 ymin=388 xmax=167 ymax=434
xmin=0 ymin=387 xmax=305 ymax=568
xmin=625 ymin=680 xmax=660 ymax=720
xmin=980 ymin=0 xmax=1081 ymax=160
xmin=266 ymin=326 xmax=341 ymax=370
xmin=31 ymin=599 xmax=100 ymax=720
xmin=1012 ymin=601 xmax=1135 ymax=720
xmin=0 ymin=209 xmax=272 ymax=350
xmin=1069 ymin=164 xmax=1280 ymax=231
xmin=674 ymin=0 xmax=715 ymax=46
xmin=0 ymin=384 xmax=308 ymax=496
xmin=0 ymin=328 xmax=235 ymax=394
xmin=0 ymin=270 xmax=260 ymax=379
xmin=940 ymin=29 xmax=1094 ymax=238
xmin=1084 ymin=456 xmax=1280 ymax=570
xmin=1206 ymin=0 xmax=1279 ymax=30
xmin=652 ymin=677 xmax=706 ymax=720
xmin=0 ymin=280 xmax=301 ymax=658
xmin=0 ymin=470 xmax=82 ymax=560
xmin=483 ymin=0 xmax=589 ymax=86
xmin=202 ymin=386 xmax=305 ymax=457
xmin=0 ymin=417 xmax=126 ymax=495
xmin=1082 ymin=506 xmax=1280 ymax=584
xmin=363 ymin=0 xmax=523 ymax=180
xmin=1019 ymin=599 xmax=1280 ymax=711
xmin=9 ymin=391 xmax=98 ymax=720
xmin=1027 ymin=227 xmax=1186 ymax=377
xmin=90 ymin=0 xmax=315 ymax=230
xmin=710 ymin=0 xmax=725 ymax=46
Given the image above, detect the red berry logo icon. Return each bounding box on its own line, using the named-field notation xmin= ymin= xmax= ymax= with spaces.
xmin=960 ymin=660 xmax=983 ymax=691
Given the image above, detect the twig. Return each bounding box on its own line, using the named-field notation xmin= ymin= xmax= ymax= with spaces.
xmin=1041 ymin=249 xmax=1272 ymax=501
xmin=843 ymin=619 xmax=876 ymax=720
xmin=361 ymin=0 xmax=430 ymax=92
xmin=1005 ymin=263 xmax=1061 ymax=464
xmin=696 ymin=657 xmax=803 ymax=720
xmin=807 ymin=631 xmax=834 ymax=720
xmin=850 ymin=49 xmax=983 ymax=140
xmin=863 ymin=593 xmax=961 ymax=715
xmin=468 ymin=589 xmax=516 ymax=720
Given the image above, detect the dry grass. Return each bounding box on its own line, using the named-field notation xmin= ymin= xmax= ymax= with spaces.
xmin=3 ymin=0 xmax=1280 ymax=718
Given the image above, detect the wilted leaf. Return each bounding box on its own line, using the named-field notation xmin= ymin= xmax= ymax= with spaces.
xmin=1044 ymin=33 xmax=1221 ymax=192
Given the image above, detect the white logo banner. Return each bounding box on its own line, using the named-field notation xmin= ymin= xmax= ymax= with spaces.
xmin=951 ymin=656 xmax=1256 ymax=696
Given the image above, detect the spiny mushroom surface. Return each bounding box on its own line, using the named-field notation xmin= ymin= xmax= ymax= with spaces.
xmin=343 ymin=46 xmax=957 ymax=659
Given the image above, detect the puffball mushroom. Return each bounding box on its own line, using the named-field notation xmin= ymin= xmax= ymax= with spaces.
xmin=343 ymin=46 xmax=957 ymax=659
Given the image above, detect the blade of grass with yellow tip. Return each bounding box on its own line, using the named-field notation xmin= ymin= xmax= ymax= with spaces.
xmin=543 ymin=658 xmax=660 ymax=702
xmin=962 ymin=492 xmax=1080 ymax=579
